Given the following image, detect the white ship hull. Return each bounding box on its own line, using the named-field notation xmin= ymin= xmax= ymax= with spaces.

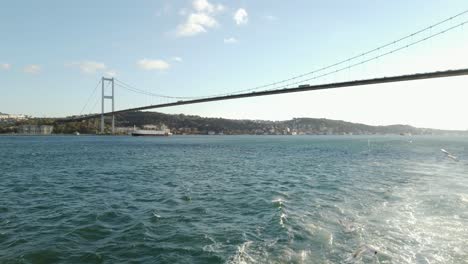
xmin=131 ymin=130 xmax=172 ymax=136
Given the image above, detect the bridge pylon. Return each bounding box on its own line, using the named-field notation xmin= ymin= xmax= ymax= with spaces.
xmin=101 ymin=77 xmax=115 ymax=134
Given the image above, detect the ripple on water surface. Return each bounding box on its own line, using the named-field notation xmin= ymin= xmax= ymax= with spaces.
xmin=0 ymin=135 xmax=467 ymax=263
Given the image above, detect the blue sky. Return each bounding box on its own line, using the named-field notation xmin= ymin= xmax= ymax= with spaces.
xmin=1 ymin=0 xmax=468 ymax=129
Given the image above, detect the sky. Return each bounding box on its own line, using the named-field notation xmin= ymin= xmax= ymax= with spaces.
xmin=1 ymin=0 xmax=468 ymax=130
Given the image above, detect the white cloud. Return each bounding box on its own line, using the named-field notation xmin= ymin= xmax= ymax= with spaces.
xmin=23 ymin=64 xmax=41 ymax=74
xmin=224 ymin=37 xmax=238 ymax=44
xmin=177 ymin=12 xmax=218 ymax=37
xmin=176 ymin=0 xmax=224 ymax=37
xmin=68 ymin=61 xmax=107 ymax=74
xmin=0 ymin=63 xmax=11 ymax=70
xmin=172 ymin=57 xmax=183 ymax=62
xmin=234 ymin=8 xmax=248 ymax=25
xmin=137 ymin=59 xmax=170 ymax=71
xmin=193 ymin=0 xmax=224 ymax=14
xmin=104 ymin=70 xmax=117 ymax=77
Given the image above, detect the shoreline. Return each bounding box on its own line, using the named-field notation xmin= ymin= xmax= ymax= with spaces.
xmin=1 ymin=134 xmax=467 ymax=137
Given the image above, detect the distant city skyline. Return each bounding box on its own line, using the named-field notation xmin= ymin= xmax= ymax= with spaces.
xmin=1 ymin=1 xmax=468 ymax=130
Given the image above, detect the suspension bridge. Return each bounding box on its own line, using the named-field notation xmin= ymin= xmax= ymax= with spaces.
xmin=59 ymin=10 xmax=468 ymax=134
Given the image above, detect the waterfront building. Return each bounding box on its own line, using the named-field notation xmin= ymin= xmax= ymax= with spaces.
xmin=19 ymin=125 xmax=54 ymax=135
xmin=0 ymin=113 xmax=27 ymax=121
xmin=115 ymin=127 xmax=136 ymax=134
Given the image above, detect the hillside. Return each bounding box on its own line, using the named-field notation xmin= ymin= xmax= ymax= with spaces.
xmin=2 ymin=111 xmax=466 ymax=135
xmin=112 ymin=111 xmax=464 ymax=136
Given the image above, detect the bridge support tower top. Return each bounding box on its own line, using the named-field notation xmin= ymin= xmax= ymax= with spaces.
xmin=101 ymin=77 xmax=115 ymax=134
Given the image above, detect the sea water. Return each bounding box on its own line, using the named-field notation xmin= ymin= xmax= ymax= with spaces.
xmin=0 ymin=135 xmax=467 ymax=263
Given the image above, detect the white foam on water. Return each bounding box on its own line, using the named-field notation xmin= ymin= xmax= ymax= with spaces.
xmin=352 ymin=161 xmax=468 ymax=263
xmin=280 ymin=248 xmax=313 ymax=264
xmin=351 ymin=244 xmax=378 ymax=259
xmin=152 ymin=212 xmax=161 ymax=218
xmin=279 ymin=213 xmax=287 ymax=227
xmin=202 ymin=234 xmax=223 ymax=253
xmin=339 ymin=219 xmax=358 ymax=233
xmin=272 ymin=198 xmax=285 ymax=208
xmin=457 ymin=194 xmax=468 ymax=204
xmin=272 ymin=198 xmax=289 ymax=228
xmin=328 ymin=232 xmax=334 ymax=246
xmin=300 ymin=250 xmax=308 ymax=262
xmin=228 ymin=241 xmax=255 ymax=264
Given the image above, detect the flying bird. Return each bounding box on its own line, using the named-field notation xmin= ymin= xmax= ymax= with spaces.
xmin=441 ymin=149 xmax=459 ymax=161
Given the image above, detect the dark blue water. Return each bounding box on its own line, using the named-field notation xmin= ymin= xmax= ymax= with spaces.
xmin=1 ymin=135 xmax=467 ymax=263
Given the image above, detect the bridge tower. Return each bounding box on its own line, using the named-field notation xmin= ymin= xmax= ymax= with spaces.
xmin=101 ymin=77 xmax=115 ymax=134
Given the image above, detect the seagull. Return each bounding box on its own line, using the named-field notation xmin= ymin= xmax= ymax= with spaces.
xmin=441 ymin=149 xmax=459 ymax=161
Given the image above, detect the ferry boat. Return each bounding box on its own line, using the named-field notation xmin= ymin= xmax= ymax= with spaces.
xmin=131 ymin=129 xmax=172 ymax=136
xmin=131 ymin=125 xmax=172 ymax=137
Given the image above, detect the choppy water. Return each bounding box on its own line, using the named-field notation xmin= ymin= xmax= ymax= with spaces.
xmin=0 ymin=135 xmax=467 ymax=263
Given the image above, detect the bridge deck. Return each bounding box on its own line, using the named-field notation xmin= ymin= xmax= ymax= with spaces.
xmin=60 ymin=68 xmax=468 ymax=122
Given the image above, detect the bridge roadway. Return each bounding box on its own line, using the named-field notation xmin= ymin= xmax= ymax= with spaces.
xmin=59 ymin=68 xmax=468 ymax=123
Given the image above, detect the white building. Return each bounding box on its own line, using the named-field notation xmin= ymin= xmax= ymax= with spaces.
xmin=0 ymin=114 xmax=27 ymax=120
xmin=19 ymin=125 xmax=54 ymax=135
xmin=115 ymin=126 xmax=136 ymax=134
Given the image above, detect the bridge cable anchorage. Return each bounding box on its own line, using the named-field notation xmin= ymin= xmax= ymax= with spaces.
xmin=79 ymin=79 xmax=101 ymax=115
xmin=268 ymin=19 xmax=468 ymax=91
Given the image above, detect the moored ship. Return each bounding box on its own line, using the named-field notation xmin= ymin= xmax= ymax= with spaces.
xmin=131 ymin=130 xmax=172 ymax=136
xmin=131 ymin=124 xmax=172 ymax=137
